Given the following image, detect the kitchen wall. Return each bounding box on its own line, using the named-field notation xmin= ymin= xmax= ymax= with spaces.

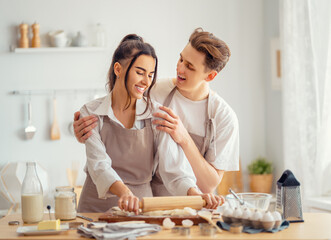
xmin=0 ymin=0 xmax=282 ymax=208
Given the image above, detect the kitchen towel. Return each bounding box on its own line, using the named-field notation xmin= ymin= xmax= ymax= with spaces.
xmin=77 ymin=222 xmax=161 ymax=240
xmin=217 ymin=220 xmax=290 ymax=234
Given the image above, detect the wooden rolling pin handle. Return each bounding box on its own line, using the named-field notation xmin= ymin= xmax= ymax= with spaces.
xmin=138 ymin=198 xmax=206 ymax=209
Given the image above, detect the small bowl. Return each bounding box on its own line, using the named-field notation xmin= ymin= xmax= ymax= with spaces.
xmin=229 ymin=223 xmax=243 ymax=234
xmin=179 ymin=227 xmax=190 ymax=236
xmin=171 ymin=227 xmax=181 ymax=233
xmin=200 ymin=226 xmax=217 ymax=236
xmin=199 ymin=223 xmax=211 ymax=230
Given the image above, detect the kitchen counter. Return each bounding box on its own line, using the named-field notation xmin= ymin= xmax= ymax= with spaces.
xmin=0 ymin=212 xmax=331 ymax=239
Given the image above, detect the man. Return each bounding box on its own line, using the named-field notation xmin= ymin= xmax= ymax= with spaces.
xmin=73 ymin=28 xmax=239 ymax=196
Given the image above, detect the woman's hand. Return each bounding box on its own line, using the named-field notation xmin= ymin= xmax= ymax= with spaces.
xmin=152 ymin=106 xmax=190 ymax=146
xmin=73 ymin=111 xmax=98 ymax=143
xmin=110 ymin=181 xmax=140 ymax=215
xmin=200 ymin=193 xmax=224 ymax=209
xmin=118 ymin=193 xmax=140 ymax=215
xmin=187 ymin=187 xmax=224 ymax=209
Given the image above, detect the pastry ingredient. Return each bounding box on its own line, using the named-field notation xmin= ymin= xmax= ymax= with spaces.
xmin=182 ymin=219 xmax=193 ymax=227
xmin=37 ymin=219 xmax=61 ymax=230
xmin=163 ymin=217 xmax=175 ymax=229
xmin=110 ymin=206 xmax=197 ymax=216
xmin=21 ymin=194 xmax=43 ymax=223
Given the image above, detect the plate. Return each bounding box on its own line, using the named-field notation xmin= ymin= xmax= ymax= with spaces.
xmin=16 ymin=224 xmax=69 ymax=236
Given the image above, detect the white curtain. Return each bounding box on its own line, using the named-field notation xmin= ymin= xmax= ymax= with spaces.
xmin=280 ymin=0 xmax=331 ymax=199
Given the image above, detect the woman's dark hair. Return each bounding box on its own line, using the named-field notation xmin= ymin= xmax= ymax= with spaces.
xmin=107 ymin=34 xmax=158 ymax=115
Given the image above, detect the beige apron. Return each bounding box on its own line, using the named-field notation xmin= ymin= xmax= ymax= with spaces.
xmin=78 ymin=116 xmax=154 ymax=212
xmin=151 ymin=87 xmax=216 ymax=196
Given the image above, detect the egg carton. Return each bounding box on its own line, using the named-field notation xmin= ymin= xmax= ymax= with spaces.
xmin=221 ymin=207 xmax=282 ymax=231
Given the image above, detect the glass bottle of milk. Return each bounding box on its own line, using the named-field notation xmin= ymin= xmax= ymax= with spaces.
xmin=21 ymin=162 xmax=44 ymax=223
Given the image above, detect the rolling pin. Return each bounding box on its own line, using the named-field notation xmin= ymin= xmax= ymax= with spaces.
xmin=138 ymin=196 xmax=206 ymax=212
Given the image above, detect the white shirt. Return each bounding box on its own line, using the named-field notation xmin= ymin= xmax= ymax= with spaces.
xmin=80 ymin=93 xmax=197 ymax=199
xmin=151 ymin=78 xmax=240 ymax=171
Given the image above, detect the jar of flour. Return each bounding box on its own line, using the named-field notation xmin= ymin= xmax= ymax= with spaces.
xmin=55 ymin=186 xmax=77 ymax=220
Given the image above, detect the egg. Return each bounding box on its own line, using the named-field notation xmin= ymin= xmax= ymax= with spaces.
xmin=272 ymin=211 xmax=282 ymax=221
xmin=222 ymin=207 xmax=233 ymax=224
xmin=223 ymin=207 xmax=233 ymax=217
xmin=272 ymin=211 xmax=282 ymax=229
xmin=251 ymin=209 xmax=262 ymax=221
xmin=251 ymin=209 xmax=263 ymax=229
xmin=231 ymin=207 xmax=242 ymax=223
xmin=218 ymin=202 xmax=229 ymax=214
xmin=233 ymin=207 xmax=243 ymax=218
xmin=261 ymin=211 xmax=275 ymax=231
xmin=242 ymin=208 xmax=252 ymax=219
xmin=241 ymin=208 xmax=252 ymax=227
xmin=262 ymin=211 xmax=274 ymax=222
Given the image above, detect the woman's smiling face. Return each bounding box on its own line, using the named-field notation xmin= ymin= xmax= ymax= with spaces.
xmin=126 ymin=54 xmax=156 ymax=100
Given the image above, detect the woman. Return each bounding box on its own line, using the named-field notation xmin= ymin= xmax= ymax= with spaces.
xmin=77 ymin=34 xmax=221 ymax=214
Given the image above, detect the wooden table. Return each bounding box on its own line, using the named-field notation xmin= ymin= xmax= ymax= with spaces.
xmin=0 ymin=212 xmax=331 ymax=240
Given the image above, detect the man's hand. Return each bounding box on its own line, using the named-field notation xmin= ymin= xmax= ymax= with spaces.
xmin=152 ymin=106 xmax=190 ymax=146
xmin=73 ymin=111 xmax=98 ymax=143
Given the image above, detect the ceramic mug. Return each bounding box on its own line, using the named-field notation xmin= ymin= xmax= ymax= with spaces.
xmin=48 ymin=30 xmax=71 ymax=47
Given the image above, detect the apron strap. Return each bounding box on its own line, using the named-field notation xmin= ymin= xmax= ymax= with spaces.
xmin=163 ymin=87 xmax=177 ymax=107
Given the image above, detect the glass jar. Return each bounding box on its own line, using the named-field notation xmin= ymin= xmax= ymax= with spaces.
xmin=95 ymin=23 xmax=106 ymax=47
xmin=55 ymin=186 xmax=77 ymax=220
xmin=21 ymin=162 xmax=44 ymax=223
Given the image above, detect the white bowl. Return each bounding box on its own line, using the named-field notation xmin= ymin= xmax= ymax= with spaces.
xmin=225 ymin=192 xmax=272 ymax=211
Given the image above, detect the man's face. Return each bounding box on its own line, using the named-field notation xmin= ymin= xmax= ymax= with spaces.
xmin=175 ymin=43 xmax=210 ymax=93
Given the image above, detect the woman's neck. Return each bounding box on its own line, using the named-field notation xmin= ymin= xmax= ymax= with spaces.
xmin=111 ymin=83 xmax=136 ymax=128
xmin=112 ymin=83 xmax=136 ymax=111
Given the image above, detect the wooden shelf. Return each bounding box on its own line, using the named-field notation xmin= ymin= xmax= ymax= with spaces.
xmin=11 ymin=47 xmax=108 ymax=53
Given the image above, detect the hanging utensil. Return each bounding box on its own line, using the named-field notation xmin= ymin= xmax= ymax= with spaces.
xmin=51 ymin=95 xmax=60 ymax=140
xmin=25 ymin=100 xmax=36 ymax=139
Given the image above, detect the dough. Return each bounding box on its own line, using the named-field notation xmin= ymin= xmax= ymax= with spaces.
xmin=110 ymin=206 xmax=197 ymax=217
xmin=143 ymin=207 xmax=197 ymax=217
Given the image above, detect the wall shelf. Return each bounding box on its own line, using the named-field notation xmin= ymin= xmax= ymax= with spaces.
xmin=11 ymin=47 xmax=108 ymax=53
xmin=10 ymin=88 xmax=107 ymax=96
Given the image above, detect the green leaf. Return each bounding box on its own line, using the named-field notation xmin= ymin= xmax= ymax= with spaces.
xmin=247 ymin=157 xmax=273 ymax=174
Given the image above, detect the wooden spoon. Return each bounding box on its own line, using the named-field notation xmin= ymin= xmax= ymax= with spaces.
xmin=51 ymin=97 xmax=60 ymax=140
xmin=198 ymin=211 xmax=222 ymax=233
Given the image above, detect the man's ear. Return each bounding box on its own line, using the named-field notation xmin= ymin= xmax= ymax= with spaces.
xmin=206 ymin=70 xmax=218 ymax=82
xmin=114 ymin=62 xmax=122 ymax=77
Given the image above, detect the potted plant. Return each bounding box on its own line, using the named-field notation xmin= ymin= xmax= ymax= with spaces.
xmin=248 ymin=157 xmax=273 ymax=193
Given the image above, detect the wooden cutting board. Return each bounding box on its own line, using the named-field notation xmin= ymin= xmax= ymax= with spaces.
xmin=98 ymin=212 xmax=208 ymax=225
